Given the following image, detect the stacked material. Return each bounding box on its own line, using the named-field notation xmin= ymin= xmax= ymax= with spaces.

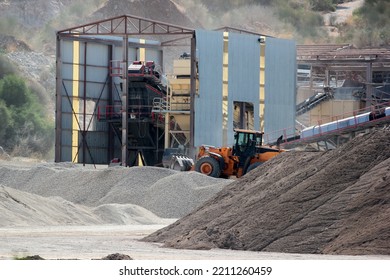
xmin=0 ymin=164 xmax=232 ymax=226
xmin=144 ymin=128 xmax=390 ymax=255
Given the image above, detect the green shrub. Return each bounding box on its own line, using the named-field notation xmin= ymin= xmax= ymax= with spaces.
xmin=0 ymin=74 xmax=54 ymax=158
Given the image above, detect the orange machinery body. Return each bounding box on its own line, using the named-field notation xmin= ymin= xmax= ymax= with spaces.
xmin=195 ymin=143 xmax=282 ymax=178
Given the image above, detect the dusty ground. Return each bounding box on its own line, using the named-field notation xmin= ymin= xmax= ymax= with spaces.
xmin=324 ymin=0 xmax=364 ymax=25
xmin=0 ymin=225 xmax=387 ymax=260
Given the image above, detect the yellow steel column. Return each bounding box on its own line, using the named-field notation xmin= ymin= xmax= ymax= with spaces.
xmin=138 ymin=39 xmax=146 ymax=166
xmin=71 ymin=40 xmax=80 ymax=162
xmin=222 ymin=32 xmax=229 ymax=146
xmin=259 ymin=36 xmax=266 ymax=131
xmin=139 ymin=39 xmax=146 ymax=61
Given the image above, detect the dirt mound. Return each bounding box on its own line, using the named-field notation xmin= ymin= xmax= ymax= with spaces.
xmin=144 ymin=128 xmax=390 ymax=255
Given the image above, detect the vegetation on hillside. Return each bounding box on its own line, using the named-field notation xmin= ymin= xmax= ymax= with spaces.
xmin=0 ymin=57 xmax=54 ymax=158
xmin=176 ymin=0 xmax=389 ymax=45
xmin=339 ymin=0 xmax=390 ymax=47
xmin=179 ymin=0 xmax=353 ymax=42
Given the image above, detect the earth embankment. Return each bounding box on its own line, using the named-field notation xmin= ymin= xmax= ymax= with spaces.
xmin=144 ymin=128 xmax=390 ymax=255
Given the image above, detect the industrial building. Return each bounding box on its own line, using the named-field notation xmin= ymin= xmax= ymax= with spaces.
xmin=54 ymin=15 xmax=296 ymax=166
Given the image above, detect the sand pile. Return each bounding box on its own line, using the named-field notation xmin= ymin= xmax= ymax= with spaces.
xmin=144 ymin=128 xmax=390 ymax=255
xmin=0 ymin=184 xmax=174 ymax=227
xmin=0 ymin=185 xmax=100 ymax=227
xmin=0 ymin=164 xmax=231 ymax=226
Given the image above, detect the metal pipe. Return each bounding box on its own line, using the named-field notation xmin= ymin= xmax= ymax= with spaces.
xmin=121 ymin=35 xmax=129 ymax=166
xmin=189 ymin=33 xmax=196 ymax=159
xmin=55 ymin=34 xmax=62 ymax=162
xmin=83 ymin=42 xmax=87 ymax=166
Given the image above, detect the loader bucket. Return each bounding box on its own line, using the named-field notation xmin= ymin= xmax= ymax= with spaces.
xmin=162 ymin=148 xmax=194 ymax=171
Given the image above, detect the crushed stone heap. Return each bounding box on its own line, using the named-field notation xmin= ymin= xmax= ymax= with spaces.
xmin=0 ymin=164 xmax=230 ymax=221
xmin=144 ymin=128 xmax=390 ymax=255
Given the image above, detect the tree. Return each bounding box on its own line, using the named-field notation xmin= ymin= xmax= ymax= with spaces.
xmin=310 ymin=0 xmax=338 ymax=12
xmin=0 ymin=74 xmax=54 ymax=157
xmin=0 ymin=74 xmax=30 ymax=107
xmin=0 ymin=100 xmax=10 ymax=140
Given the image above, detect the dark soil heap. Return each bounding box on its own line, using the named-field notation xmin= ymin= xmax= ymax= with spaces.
xmin=144 ymin=128 xmax=390 ymax=255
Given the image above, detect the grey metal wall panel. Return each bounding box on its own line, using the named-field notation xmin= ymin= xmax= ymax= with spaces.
xmin=227 ymin=32 xmax=261 ymax=145
xmin=85 ymin=43 xmax=109 ymax=67
xmin=264 ymin=37 xmax=296 ymax=142
xmin=61 ymin=94 xmax=73 ymax=113
xmin=61 ymin=40 xmax=74 ymax=63
xmin=112 ymin=45 xmax=161 ymax=63
xmin=61 ymin=147 xmax=72 ymax=162
xmin=144 ymin=48 xmax=161 ymax=62
xmin=61 ymin=64 xmax=73 ymax=80
xmin=61 ymin=113 xmax=72 ymax=130
xmin=61 ymin=130 xmax=72 ymax=147
xmin=82 ymin=81 xmax=109 ymax=99
xmin=194 ymin=30 xmax=224 ymax=147
xmin=85 ymin=68 xmax=109 ymax=83
xmin=79 ymin=149 xmax=108 ymax=164
xmin=77 ymin=131 xmax=109 ymax=164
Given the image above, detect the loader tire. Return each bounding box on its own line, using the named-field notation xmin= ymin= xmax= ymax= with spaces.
xmin=195 ymin=156 xmax=221 ymax=178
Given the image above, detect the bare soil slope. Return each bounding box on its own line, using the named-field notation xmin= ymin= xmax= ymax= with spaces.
xmin=144 ymin=128 xmax=390 ymax=255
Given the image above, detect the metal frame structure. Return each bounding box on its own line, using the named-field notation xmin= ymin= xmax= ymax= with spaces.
xmin=271 ymin=44 xmax=390 ymax=150
xmin=55 ymin=15 xmax=197 ymax=166
xmin=297 ymin=44 xmax=390 ymax=105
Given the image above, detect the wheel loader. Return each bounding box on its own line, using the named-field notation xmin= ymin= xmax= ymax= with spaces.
xmin=163 ymin=129 xmax=283 ymax=178
xmin=193 ymin=129 xmax=283 ymax=178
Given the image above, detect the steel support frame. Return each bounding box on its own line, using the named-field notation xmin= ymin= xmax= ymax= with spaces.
xmin=56 ymin=15 xmax=197 ymax=164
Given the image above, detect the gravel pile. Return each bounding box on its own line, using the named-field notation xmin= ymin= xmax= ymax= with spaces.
xmin=144 ymin=128 xmax=390 ymax=255
xmin=0 ymin=163 xmax=232 ymax=222
xmin=0 ymin=185 xmax=100 ymax=227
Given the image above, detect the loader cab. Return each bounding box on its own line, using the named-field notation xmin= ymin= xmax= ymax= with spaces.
xmin=233 ymin=129 xmax=263 ymax=157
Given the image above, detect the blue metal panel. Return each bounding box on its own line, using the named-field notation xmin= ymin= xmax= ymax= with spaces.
xmin=61 ymin=96 xmax=73 ymax=114
xmin=194 ymin=30 xmax=224 ymax=147
xmin=227 ymin=32 xmax=261 ymax=145
xmin=61 ymin=146 xmax=72 ymax=162
xmin=85 ymin=43 xmax=109 ymax=67
xmin=61 ymin=64 xmax=73 ymax=80
xmin=264 ymin=37 xmax=296 ymax=142
xmin=85 ymin=66 xmax=109 ymax=83
xmin=61 ymin=112 xmax=73 ymax=130
xmin=77 ymin=131 xmax=109 ymax=164
xmin=61 ymin=40 xmax=74 ymax=63
xmin=61 ymin=130 xmax=72 ymax=146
